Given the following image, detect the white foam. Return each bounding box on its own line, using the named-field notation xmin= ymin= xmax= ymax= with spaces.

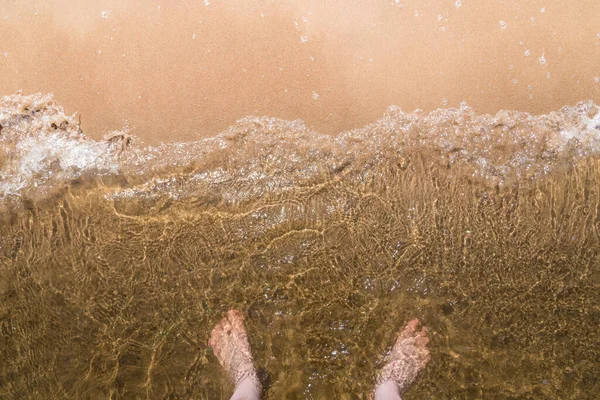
xmin=0 ymin=93 xmax=124 ymax=200
xmin=4 ymin=93 xmax=600 ymax=205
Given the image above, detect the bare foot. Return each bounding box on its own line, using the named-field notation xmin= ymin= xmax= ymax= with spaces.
xmin=208 ymin=310 xmax=261 ymax=392
xmin=375 ymin=318 xmax=430 ymax=396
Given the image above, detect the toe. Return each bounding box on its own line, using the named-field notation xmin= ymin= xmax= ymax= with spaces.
xmin=415 ymin=335 xmax=429 ymax=348
xmin=228 ymin=309 xmax=245 ymax=331
xmin=400 ymin=319 xmax=420 ymax=338
xmin=220 ymin=314 xmax=233 ymax=334
xmin=209 ymin=322 xmax=224 ymax=352
xmin=228 ymin=309 xmax=244 ymax=320
xmin=210 ymin=322 xmax=223 ymax=341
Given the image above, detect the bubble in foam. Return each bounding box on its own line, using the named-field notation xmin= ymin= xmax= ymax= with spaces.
xmin=455 ymin=0 xmax=462 ymax=9
xmin=595 ymin=77 xmax=599 ymax=83
xmin=499 ymin=20 xmax=507 ymax=29
xmin=312 ymin=91 xmax=320 ymax=100
xmin=524 ymin=49 xmax=531 ymax=57
xmin=539 ymin=53 xmax=547 ymax=65
xmin=100 ymin=10 xmax=110 ymax=19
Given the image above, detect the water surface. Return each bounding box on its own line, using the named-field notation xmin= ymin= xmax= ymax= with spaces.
xmin=1 ymin=93 xmax=599 ymax=398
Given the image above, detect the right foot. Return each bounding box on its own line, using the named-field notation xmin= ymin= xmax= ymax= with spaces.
xmin=375 ymin=318 xmax=430 ymax=396
xmin=208 ymin=310 xmax=261 ymax=391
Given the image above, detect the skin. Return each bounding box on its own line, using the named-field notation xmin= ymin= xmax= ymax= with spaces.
xmin=209 ymin=311 xmax=430 ymax=398
xmin=209 ymin=310 xmax=261 ymax=391
xmin=375 ymin=319 xmax=430 ymax=397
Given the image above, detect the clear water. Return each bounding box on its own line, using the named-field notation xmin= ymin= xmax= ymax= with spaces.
xmin=1 ymin=93 xmax=599 ymax=398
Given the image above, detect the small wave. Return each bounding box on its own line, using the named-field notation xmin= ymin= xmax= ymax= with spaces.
xmin=0 ymin=92 xmax=129 ymax=202
xmin=1 ymin=92 xmax=599 ymax=207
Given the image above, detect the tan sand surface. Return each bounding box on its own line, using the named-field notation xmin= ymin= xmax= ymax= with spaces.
xmin=0 ymin=0 xmax=599 ymax=143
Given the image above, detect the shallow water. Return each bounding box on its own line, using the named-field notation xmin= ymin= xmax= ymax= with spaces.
xmin=1 ymin=93 xmax=600 ymax=398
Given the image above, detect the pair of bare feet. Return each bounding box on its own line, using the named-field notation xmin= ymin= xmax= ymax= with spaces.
xmin=209 ymin=310 xmax=430 ymax=399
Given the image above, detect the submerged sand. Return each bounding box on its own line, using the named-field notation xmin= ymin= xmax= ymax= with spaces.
xmin=0 ymin=93 xmax=599 ymax=398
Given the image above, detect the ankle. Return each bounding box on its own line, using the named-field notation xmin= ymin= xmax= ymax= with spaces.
xmin=374 ymin=379 xmax=402 ymax=400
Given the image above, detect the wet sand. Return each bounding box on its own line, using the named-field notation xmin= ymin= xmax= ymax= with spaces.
xmin=1 ymin=0 xmax=599 ymax=143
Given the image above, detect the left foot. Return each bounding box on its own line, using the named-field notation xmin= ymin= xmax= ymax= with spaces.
xmin=208 ymin=310 xmax=261 ymax=390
